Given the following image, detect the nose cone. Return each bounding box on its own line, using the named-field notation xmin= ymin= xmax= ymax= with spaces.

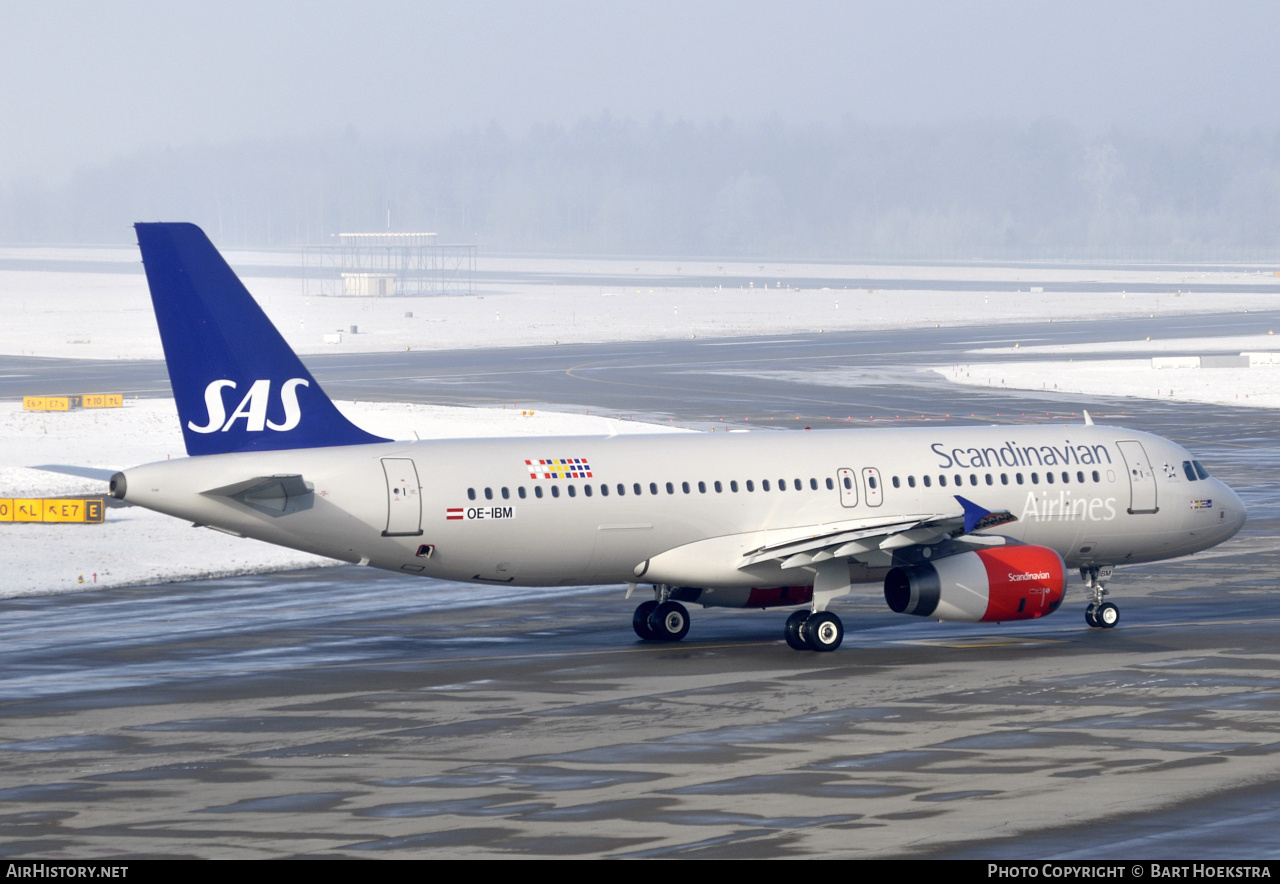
xmin=1217 ymin=479 xmax=1247 ymax=540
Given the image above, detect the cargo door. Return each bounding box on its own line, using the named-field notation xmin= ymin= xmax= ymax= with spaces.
xmin=382 ymin=457 xmax=423 ymax=536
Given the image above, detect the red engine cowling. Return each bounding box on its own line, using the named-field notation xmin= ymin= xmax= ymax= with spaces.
xmin=884 ymin=546 xmax=1066 ymax=622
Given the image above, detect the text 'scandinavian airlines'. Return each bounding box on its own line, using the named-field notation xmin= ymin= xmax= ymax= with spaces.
xmin=109 ymin=223 xmax=1246 ymax=651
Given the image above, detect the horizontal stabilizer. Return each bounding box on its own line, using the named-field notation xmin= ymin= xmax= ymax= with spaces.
xmin=30 ymin=464 xmax=117 ymax=482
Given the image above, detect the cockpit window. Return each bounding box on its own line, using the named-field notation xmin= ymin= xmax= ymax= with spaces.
xmin=1182 ymin=461 xmax=1197 ymax=482
xmin=1193 ymin=460 xmax=1210 ymax=480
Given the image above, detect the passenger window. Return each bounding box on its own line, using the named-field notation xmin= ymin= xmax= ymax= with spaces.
xmin=666 ymin=482 xmax=674 ymax=494
xmin=954 ymin=474 xmax=962 ymax=486
xmin=468 ymin=488 xmax=476 ymax=500
xmin=551 ymin=486 xmax=560 ymax=498
xmin=794 ymin=479 xmax=802 ymax=490
xmin=698 ymin=481 xmax=707 ymax=493
xmin=1001 ymin=473 xmax=1009 ymax=485
xmin=714 ymin=481 xmax=722 ymax=493
xmin=985 ymin=474 xmax=993 ymax=485
xmin=826 ymin=478 xmax=834 ymax=490
xmin=681 ymin=482 xmax=690 ymax=494
xmin=501 ymin=487 xmax=510 ymax=499
xmin=746 ymin=480 xmax=755 ymax=492
xmin=534 ymin=486 xmax=543 ymax=498
xmin=923 ymin=476 xmax=932 ymax=487
xmin=616 ymin=484 xmax=624 ymax=496
xmin=518 ymin=487 xmax=526 ymax=499
xmin=763 ymin=480 xmax=771 ymax=491
xmin=938 ymin=476 xmax=947 ymax=487
xmin=568 ymin=485 xmax=577 ymax=497
xmin=1016 ymin=473 xmax=1024 ymax=484
xmin=1031 ymin=473 xmax=1040 ymax=484
xmin=908 ymin=476 xmax=916 ymax=488
xmin=1062 ymin=472 xmax=1069 ymax=483
xmin=1046 ymin=472 xmax=1054 ymax=484
xmin=842 ymin=476 xmax=852 ymax=490
xmin=892 ymin=476 xmax=901 ymax=488
xmin=650 ymin=483 xmax=658 ymax=495
xmin=1092 ymin=470 xmax=1100 ymax=482
xmin=777 ymin=479 xmax=786 ymax=492
xmin=809 ymin=478 xmax=818 ymax=490
xmin=585 ymin=485 xmax=594 ymax=497
xmin=970 ymin=474 xmax=978 ymax=486
xmin=633 ymin=483 xmax=641 ymax=495
xmin=485 ymin=487 xmax=493 ymax=500
xmin=1077 ymin=471 xmax=1085 ymax=483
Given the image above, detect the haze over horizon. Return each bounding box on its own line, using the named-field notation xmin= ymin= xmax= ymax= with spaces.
xmin=2 ymin=2 xmax=1278 ymax=259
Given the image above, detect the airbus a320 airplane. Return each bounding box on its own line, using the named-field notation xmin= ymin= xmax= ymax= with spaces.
xmin=108 ymin=223 xmax=1246 ymax=652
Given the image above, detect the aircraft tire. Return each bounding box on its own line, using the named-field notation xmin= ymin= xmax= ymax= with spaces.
xmin=1097 ymin=602 xmax=1120 ymax=629
xmin=785 ymin=610 xmax=810 ymax=650
xmin=633 ymin=601 xmax=659 ymax=640
xmin=649 ymin=601 xmax=690 ymax=642
xmin=1085 ymin=604 xmax=1099 ymax=628
xmin=804 ymin=611 xmax=843 ymax=652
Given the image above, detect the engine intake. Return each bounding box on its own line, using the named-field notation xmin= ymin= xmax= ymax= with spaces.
xmin=884 ymin=546 xmax=1065 ymax=622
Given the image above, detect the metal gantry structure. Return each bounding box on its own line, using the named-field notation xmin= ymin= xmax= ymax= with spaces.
xmin=303 ymin=232 xmax=476 ymax=297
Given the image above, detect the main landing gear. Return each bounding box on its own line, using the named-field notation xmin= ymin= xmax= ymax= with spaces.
xmin=1081 ymin=566 xmax=1120 ymax=629
xmin=632 ymin=594 xmax=690 ymax=642
xmin=784 ymin=609 xmax=844 ymax=652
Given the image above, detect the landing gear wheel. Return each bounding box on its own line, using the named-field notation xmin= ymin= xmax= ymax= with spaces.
xmin=648 ymin=601 xmax=690 ymax=642
xmin=1085 ymin=604 xmax=1099 ymax=628
xmin=633 ymin=600 xmax=659 ymax=640
xmin=1097 ymin=602 xmax=1119 ymax=629
xmin=803 ymin=611 xmax=844 ymax=652
xmin=784 ymin=610 xmax=810 ymax=650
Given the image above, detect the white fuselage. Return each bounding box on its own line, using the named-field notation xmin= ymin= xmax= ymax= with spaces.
xmin=118 ymin=423 xmax=1246 ymax=594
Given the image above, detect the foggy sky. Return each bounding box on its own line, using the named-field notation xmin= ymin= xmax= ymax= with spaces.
xmin=3 ymin=1 xmax=1279 ymax=186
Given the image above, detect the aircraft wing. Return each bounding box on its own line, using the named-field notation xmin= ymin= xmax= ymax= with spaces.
xmin=743 ymin=495 xmax=1017 ymax=568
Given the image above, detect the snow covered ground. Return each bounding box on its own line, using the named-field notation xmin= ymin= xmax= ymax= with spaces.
xmin=937 ymin=334 xmax=1280 ymax=409
xmin=0 ymin=398 xmax=685 ymax=598
xmin=1 ymin=247 xmax=1277 ymax=360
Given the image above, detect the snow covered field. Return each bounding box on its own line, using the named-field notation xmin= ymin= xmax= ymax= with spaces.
xmin=0 ymin=398 xmax=685 ymax=598
xmin=1 ymin=247 xmax=1277 ymax=360
xmin=937 ymin=333 xmax=1280 ymax=409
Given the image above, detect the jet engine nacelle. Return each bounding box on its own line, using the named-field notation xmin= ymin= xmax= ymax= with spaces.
xmin=884 ymin=546 xmax=1066 ymax=623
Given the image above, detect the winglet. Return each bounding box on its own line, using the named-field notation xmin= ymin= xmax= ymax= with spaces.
xmin=135 ymin=223 xmax=389 ymax=455
xmin=1083 ymin=410 xmax=1094 ymax=426
xmin=954 ymin=495 xmax=1018 ymax=534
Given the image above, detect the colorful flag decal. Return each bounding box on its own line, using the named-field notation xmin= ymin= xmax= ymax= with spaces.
xmin=446 ymin=507 xmax=464 ymax=520
xmin=525 ymin=458 xmax=593 ymax=479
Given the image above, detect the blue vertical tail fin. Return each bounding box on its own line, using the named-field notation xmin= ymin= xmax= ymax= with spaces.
xmin=135 ymin=222 xmax=388 ymax=456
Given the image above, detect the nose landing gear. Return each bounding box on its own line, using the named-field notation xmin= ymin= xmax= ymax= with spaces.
xmin=1082 ymin=566 xmax=1120 ymax=629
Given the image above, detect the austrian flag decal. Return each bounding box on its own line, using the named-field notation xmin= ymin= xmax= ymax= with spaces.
xmin=446 ymin=508 xmax=464 ymax=520
xmin=526 ymin=458 xmax=592 ymax=479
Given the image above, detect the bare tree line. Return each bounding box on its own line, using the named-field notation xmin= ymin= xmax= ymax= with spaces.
xmin=3 ymin=116 xmax=1278 ymax=262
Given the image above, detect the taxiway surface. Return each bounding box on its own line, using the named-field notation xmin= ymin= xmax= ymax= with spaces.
xmin=2 ymin=317 xmax=1280 ymax=858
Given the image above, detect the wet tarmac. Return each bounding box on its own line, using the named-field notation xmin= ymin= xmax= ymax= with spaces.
xmin=3 ymin=317 xmax=1280 ymax=857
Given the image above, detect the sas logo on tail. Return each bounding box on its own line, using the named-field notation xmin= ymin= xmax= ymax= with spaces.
xmin=188 ymin=378 xmax=309 ymax=434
